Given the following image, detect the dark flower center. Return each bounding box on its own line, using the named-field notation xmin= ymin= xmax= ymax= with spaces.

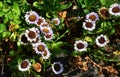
xmin=89 ymin=15 xmax=96 ymax=21
xmin=37 ymin=18 xmax=44 ymax=25
xmin=42 ymin=24 xmax=48 ymax=27
xmin=100 ymin=9 xmax=109 ymax=17
xmin=85 ymin=22 xmax=93 ymax=28
xmin=37 ymin=45 xmax=45 ymax=52
xmin=77 ymin=42 xmax=85 ymax=49
xmin=21 ymin=34 xmax=28 ymax=43
xmin=112 ymin=7 xmax=120 ymax=13
xmin=21 ymin=61 xmax=29 ymax=68
xmin=42 ymin=28 xmax=49 ymax=33
xmin=98 ymin=37 xmax=106 ymax=44
xmin=28 ymin=31 xmax=36 ymax=39
xmin=45 ymin=34 xmax=51 ymax=38
xmin=53 ymin=20 xmax=58 ymax=25
xmin=29 ymin=14 xmax=36 ymax=22
xmin=43 ymin=50 xmax=47 ymax=56
xmin=54 ymin=64 xmax=60 ymax=71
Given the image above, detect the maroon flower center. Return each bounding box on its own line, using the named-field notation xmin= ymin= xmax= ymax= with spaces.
xmin=42 ymin=28 xmax=49 ymax=33
xmin=28 ymin=31 xmax=36 ymax=39
xmin=21 ymin=61 xmax=29 ymax=68
xmin=37 ymin=45 xmax=45 ymax=52
xmin=89 ymin=15 xmax=96 ymax=21
xmin=21 ymin=34 xmax=28 ymax=43
xmin=100 ymin=8 xmax=109 ymax=17
xmin=29 ymin=14 xmax=36 ymax=22
xmin=54 ymin=64 xmax=60 ymax=71
xmin=43 ymin=50 xmax=47 ymax=56
xmin=85 ymin=22 xmax=93 ymax=28
xmin=37 ymin=18 xmax=44 ymax=25
xmin=112 ymin=7 xmax=120 ymax=13
xmin=53 ymin=20 xmax=58 ymax=25
xmin=98 ymin=37 xmax=106 ymax=44
xmin=45 ymin=34 xmax=51 ymax=38
xmin=77 ymin=42 xmax=85 ymax=49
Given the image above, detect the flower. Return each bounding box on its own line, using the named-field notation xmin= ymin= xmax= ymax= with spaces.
xmin=32 ymin=63 xmax=42 ymax=72
xmin=19 ymin=33 xmax=29 ymax=45
xmin=25 ymin=10 xmax=39 ymax=24
xmin=33 ymin=42 xmax=47 ymax=54
xmin=52 ymin=62 xmax=63 ymax=74
xmin=98 ymin=7 xmax=110 ymax=19
xmin=25 ymin=27 xmax=40 ymax=42
xmin=51 ymin=18 xmax=60 ymax=25
xmin=36 ymin=16 xmax=45 ymax=26
xmin=96 ymin=34 xmax=108 ymax=47
xmin=41 ymin=49 xmax=50 ymax=59
xmin=109 ymin=3 xmax=120 ymax=16
xmin=18 ymin=59 xmax=31 ymax=72
xmin=82 ymin=19 xmax=96 ymax=31
xmin=40 ymin=26 xmax=53 ymax=35
xmin=86 ymin=12 xmax=99 ymax=22
xmin=74 ymin=40 xmax=88 ymax=52
xmin=40 ymin=21 xmax=49 ymax=28
xmin=44 ymin=34 xmax=54 ymax=40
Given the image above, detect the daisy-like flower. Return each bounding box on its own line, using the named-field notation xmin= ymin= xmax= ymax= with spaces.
xmin=18 ymin=59 xmax=31 ymax=72
xmin=86 ymin=12 xmax=99 ymax=22
xmin=109 ymin=3 xmax=120 ymax=16
xmin=40 ymin=26 xmax=53 ymax=35
xmin=25 ymin=27 xmax=40 ymax=42
xmin=41 ymin=49 xmax=50 ymax=59
xmin=36 ymin=16 xmax=45 ymax=26
xmin=52 ymin=62 xmax=63 ymax=75
xmin=82 ymin=19 xmax=96 ymax=31
xmin=40 ymin=21 xmax=49 ymax=28
xmin=33 ymin=42 xmax=47 ymax=54
xmin=98 ymin=7 xmax=110 ymax=19
xmin=74 ymin=40 xmax=88 ymax=52
xmin=44 ymin=34 xmax=54 ymax=40
xmin=51 ymin=18 xmax=60 ymax=25
xmin=96 ymin=34 xmax=108 ymax=47
xmin=19 ymin=33 xmax=29 ymax=45
xmin=25 ymin=10 xmax=39 ymax=24
xmin=33 ymin=63 xmax=42 ymax=72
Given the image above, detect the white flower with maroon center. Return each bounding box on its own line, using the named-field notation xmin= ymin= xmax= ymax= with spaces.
xmin=25 ymin=10 xmax=39 ymax=24
xmin=109 ymin=3 xmax=120 ymax=16
xmin=40 ymin=26 xmax=53 ymax=35
xmin=41 ymin=49 xmax=50 ymax=59
xmin=25 ymin=27 xmax=39 ymax=42
xmin=36 ymin=16 xmax=45 ymax=26
xmin=52 ymin=62 xmax=63 ymax=75
xmin=86 ymin=12 xmax=99 ymax=22
xmin=83 ymin=19 xmax=96 ymax=31
xmin=19 ymin=33 xmax=29 ymax=45
xmin=33 ymin=42 xmax=47 ymax=54
xmin=96 ymin=34 xmax=108 ymax=47
xmin=74 ymin=40 xmax=88 ymax=52
xmin=18 ymin=59 xmax=31 ymax=72
xmin=51 ymin=18 xmax=60 ymax=25
xmin=44 ymin=34 xmax=54 ymax=40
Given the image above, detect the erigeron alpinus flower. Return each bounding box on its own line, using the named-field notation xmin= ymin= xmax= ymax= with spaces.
xmin=40 ymin=21 xmax=49 ymax=28
xmin=44 ymin=34 xmax=54 ymax=40
xmin=82 ymin=19 xmax=96 ymax=31
xmin=52 ymin=62 xmax=63 ymax=75
xmin=33 ymin=42 xmax=47 ymax=54
xmin=40 ymin=26 xmax=53 ymax=35
xmin=96 ymin=34 xmax=108 ymax=47
xmin=51 ymin=18 xmax=60 ymax=25
xmin=18 ymin=59 xmax=31 ymax=72
xmin=19 ymin=33 xmax=29 ymax=45
xmin=109 ymin=3 xmax=120 ymax=16
xmin=32 ymin=63 xmax=42 ymax=72
xmin=25 ymin=27 xmax=40 ymax=42
xmin=36 ymin=16 xmax=45 ymax=26
xmin=25 ymin=10 xmax=39 ymax=24
xmin=86 ymin=12 xmax=99 ymax=22
xmin=41 ymin=49 xmax=50 ymax=59
xmin=98 ymin=7 xmax=110 ymax=19
xmin=74 ymin=40 xmax=88 ymax=52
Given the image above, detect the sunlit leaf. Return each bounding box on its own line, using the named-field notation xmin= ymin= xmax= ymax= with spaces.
xmin=0 ymin=24 xmax=6 ymax=33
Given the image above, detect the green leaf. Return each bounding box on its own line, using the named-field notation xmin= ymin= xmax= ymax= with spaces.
xmin=0 ymin=24 xmax=6 ymax=33
xmin=2 ymin=31 xmax=11 ymax=38
xmin=0 ymin=1 xmax=3 ymax=8
xmin=59 ymin=2 xmax=72 ymax=10
xmin=0 ymin=12 xmax=4 ymax=17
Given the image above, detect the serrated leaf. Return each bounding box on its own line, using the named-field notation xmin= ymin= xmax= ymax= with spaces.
xmin=0 ymin=24 xmax=6 ymax=33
